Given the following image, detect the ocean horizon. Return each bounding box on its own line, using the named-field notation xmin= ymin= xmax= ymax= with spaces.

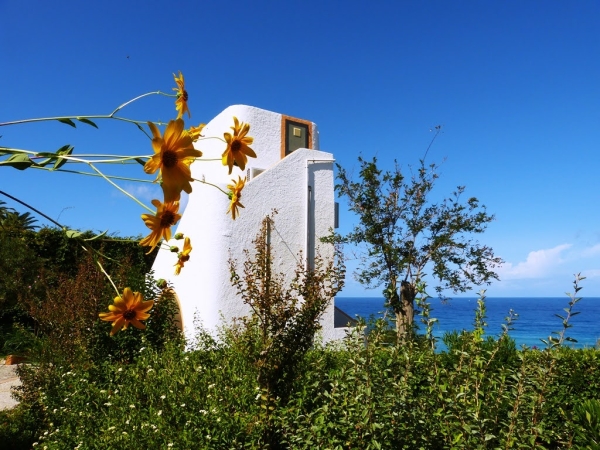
xmin=335 ymin=296 xmax=600 ymax=349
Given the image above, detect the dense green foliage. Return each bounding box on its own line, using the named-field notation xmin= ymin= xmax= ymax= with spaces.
xmin=3 ymin=316 xmax=600 ymax=449
xmin=2 ymin=269 xmax=599 ymax=449
xmin=0 ymin=226 xmax=157 ymax=356
xmin=1 ymin=261 xmax=182 ymax=449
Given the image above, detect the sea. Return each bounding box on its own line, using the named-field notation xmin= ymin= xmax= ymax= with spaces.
xmin=335 ymin=297 xmax=600 ymax=349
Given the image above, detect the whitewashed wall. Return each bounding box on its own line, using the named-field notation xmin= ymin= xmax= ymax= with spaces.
xmin=151 ymin=105 xmax=347 ymax=342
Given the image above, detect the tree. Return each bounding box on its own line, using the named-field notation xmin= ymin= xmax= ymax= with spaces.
xmin=0 ymin=200 xmax=38 ymax=233
xmin=0 ymin=210 xmax=38 ymax=232
xmin=336 ymin=157 xmax=502 ymax=342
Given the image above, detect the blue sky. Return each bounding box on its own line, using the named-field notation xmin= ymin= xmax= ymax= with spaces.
xmin=1 ymin=0 xmax=600 ymax=297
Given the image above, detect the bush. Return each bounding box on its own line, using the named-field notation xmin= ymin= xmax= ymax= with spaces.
xmin=0 ymin=404 xmax=39 ymax=450
xmin=7 ymin=318 xmax=600 ymax=449
xmin=6 ymin=239 xmax=600 ymax=449
xmin=10 ymin=250 xmax=182 ymax=450
xmin=0 ymin=226 xmax=159 ymax=358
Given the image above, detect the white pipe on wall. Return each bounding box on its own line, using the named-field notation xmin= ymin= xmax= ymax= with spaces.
xmin=305 ymin=158 xmax=335 ymax=270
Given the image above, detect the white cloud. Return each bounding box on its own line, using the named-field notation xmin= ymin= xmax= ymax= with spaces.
xmin=581 ymin=243 xmax=600 ymax=257
xmin=581 ymin=269 xmax=600 ymax=279
xmin=118 ymin=183 xmax=162 ymax=203
xmin=110 ymin=183 xmax=163 ymax=204
xmin=498 ymin=244 xmax=572 ymax=280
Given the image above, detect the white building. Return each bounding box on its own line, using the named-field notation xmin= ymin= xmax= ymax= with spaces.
xmin=150 ymin=105 xmax=352 ymax=342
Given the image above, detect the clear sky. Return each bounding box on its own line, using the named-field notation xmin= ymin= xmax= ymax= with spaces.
xmin=1 ymin=0 xmax=600 ymax=298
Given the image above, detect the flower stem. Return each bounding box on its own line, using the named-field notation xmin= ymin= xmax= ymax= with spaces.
xmin=33 ymin=166 xmax=155 ymax=183
xmin=52 ymin=155 xmax=149 ymax=164
xmin=110 ymin=91 xmax=173 ymax=116
xmin=84 ymin=162 xmax=154 ymax=213
xmin=52 ymin=153 xmax=149 ymax=158
xmin=193 ymin=178 xmax=229 ymax=196
xmin=0 ymin=91 xmax=172 ymax=127
xmin=96 ymin=258 xmax=121 ymax=297
xmin=198 ymin=136 xmax=227 ymax=144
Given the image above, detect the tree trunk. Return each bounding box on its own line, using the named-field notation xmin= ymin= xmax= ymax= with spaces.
xmin=395 ymin=281 xmax=416 ymax=344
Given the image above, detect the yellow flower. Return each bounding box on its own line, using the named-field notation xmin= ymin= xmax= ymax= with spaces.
xmin=222 ymin=117 xmax=256 ymax=175
xmin=188 ymin=123 xmax=205 ymax=142
xmin=140 ymin=199 xmax=182 ymax=253
xmin=144 ymin=119 xmax=203 ymax=202
xmin=174 ymin=237 xmax=192 ymax=275
xmin=173 ymin=71 xmax=190 ymax=119
xmin=227 ymin=176 xmax=246 ymax=220
xmin=99 ymin=288 xmax=154 ymax=336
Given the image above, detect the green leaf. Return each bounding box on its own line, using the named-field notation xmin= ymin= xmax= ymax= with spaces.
xmin=35 ymin=158 xmax=53 ymax=167
xmin=53 ymin=145 xmax=74 ymax=171
xmin=77 ymin=117 xmax=98 ymax=129
xmin=565 ymin=336 xmax=578 ymax=342
xmin=65 ymin=230 xmax=83 ymax=239
xmin=35 ymin=150 xmax=63 ymax=167
xmin=83 ymin=230 xmax=108 ymax=241
xmin=0 ymin=153 xmax=34 ymax=170
xmin=54 ymin=144 xmax=71 ymax=154
xmin=57 ymin=118 xmax=76 ymax=128
xmin=452 ymin=432 xmax=463 ymax=444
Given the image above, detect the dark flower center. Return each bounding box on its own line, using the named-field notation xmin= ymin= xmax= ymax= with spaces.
xmin=181 ymin=255 xmax=190 ymax=263
xmin=123 ymin=309 xmax=136 ymax=320
xmin=231 ymin=140 xmax=242 ymax=152
xmin=160 ymin=211 xmax=177 ymax=228
xmin=162 ymin=150 xmax=178 ymax=168
xmin=182 ymin=90 xmax=188 ymax=101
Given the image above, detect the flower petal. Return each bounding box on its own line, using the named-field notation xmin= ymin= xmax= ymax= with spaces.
xmin=99 ymin=312 xmax=119 ymax=321
xmin=136 ymin=300 xmax=155 ymax=314
xmin=110 ymin=317 xmax=126 ymax=336
xmin=144 ymin=154 xmax=162 ymax=175
xmin=130 ymin=319 xmax=146 ymax=330
xmin=148 ymin=122 xmax=161 ymax=140
xmin=242 ymin=144 xmax=256 ymax=158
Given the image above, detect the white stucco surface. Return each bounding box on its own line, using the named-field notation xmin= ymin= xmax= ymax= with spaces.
xmin=151 ymin=105 xmax=347 ymax=343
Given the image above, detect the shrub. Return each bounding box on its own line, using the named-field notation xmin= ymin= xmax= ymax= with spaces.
xmin=0 ymin=404 xmax=39 ymax=450
xmin=229 ymin=214 xmax=345 ymax=448
xmin=7 ymin=251 xmax=600 ymax=449
xmin=11 ymin=253 xmax=182 ymax=450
